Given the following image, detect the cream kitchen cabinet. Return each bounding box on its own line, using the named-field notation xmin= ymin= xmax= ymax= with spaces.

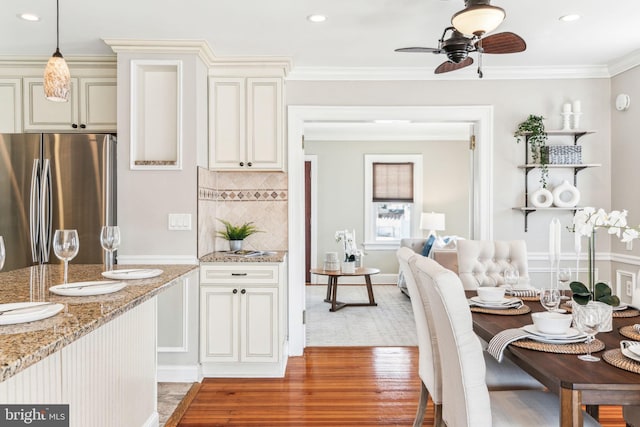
xmin=23 ymin=77 xmax=116 ymax=132
xmin=208 ymin=77 xmax=284 ymax=171
xmin=200 ymin=261 xmax=287 ymax=377
xmin=0 ymin=78 xmax=22 ymax=132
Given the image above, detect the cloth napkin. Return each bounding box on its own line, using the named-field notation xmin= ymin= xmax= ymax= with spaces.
xmin=634 ymin=324 xmax=640 ymax=334
xmin=504 ymin=287 xmax=540 ymax=298
xmin=487 ymin=328 xmax=536 ymax=362
xmin=468 ymin=298 xmax=524 ymax=309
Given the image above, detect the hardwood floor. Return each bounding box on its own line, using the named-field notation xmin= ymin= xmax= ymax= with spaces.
xmin=178 ymin=346 xmax=626 ymax=426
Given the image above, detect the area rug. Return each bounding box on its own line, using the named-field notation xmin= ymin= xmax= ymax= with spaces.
xmin=305 ymin=284 xmax=417 ymax=346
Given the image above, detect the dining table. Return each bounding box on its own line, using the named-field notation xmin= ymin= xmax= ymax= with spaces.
xmin=467 ymin=291 xmax=640 ymax=427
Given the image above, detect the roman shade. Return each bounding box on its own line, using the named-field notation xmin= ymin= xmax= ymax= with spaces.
xmin=372 ymin=162 xmax=413 ymax=202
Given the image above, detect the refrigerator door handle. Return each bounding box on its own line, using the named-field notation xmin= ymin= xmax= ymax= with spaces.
xmin=29 ymin=159 xmax=40 ymax=263
xmin=40 ymin=159 xmax=52 ymax=263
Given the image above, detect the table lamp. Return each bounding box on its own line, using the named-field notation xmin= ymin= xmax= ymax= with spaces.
xmin=420 ymin=212 xmax=445 ymax=237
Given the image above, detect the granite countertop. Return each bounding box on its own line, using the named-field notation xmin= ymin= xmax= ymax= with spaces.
xmin=200 ymin=251 xmax=287 ymax=263
xmin=0 ymin=263 xmax=197 ymax=382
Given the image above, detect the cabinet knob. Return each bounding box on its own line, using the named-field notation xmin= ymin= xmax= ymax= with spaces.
xmin=71 ymin=123 xmax=78 ymax=129
xmin=233 ymin=289 xmax=238 ymax=294
xmin=239 ymin=162 xmax=244 ymax=167
xmin=247 ymin=162 xmax=252 ymax=167
xmin=241 ymin=289 xmax=246 ymax=295
xmin=80 ymin=124 xmax=86 ymax=129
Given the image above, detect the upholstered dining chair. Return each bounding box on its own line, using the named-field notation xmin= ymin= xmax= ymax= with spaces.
xmin=457 ymin=240 xmax=530 ymax=290
xmin=411 ymin=255 xmax=600 ymax=427
xmin=396 ymin=247 xmax=543 ymax=427
xmin=624 ymin=406 xmax=640 ymax=427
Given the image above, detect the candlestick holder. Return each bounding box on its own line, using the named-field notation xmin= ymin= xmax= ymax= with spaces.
xmin=561 ymin=112 xmax=572 ymax=130
xmin=572 ymin=112 xmax=582 ymax=130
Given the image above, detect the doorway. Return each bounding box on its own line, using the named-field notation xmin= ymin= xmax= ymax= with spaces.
xmin=288 ymin=105 xmax=495 ymax=356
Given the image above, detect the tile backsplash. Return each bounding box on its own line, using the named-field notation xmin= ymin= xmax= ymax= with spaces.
xmin=198 ymin=167 xmax=288 ymax=257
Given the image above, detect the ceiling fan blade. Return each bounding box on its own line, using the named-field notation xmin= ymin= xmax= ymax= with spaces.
xmin=395 ymin=47 xmax=441 ymax=53
xmin=478 ymin=32 xmax=526 ymax=54
xmin=435 ymin=57 xmax=474 ymax=74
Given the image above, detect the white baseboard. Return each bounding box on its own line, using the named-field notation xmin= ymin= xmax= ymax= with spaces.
xmin=157 ymin=364 xmax=201 ymax=383
xmin=141 ymin=411 xmax=159 ymax=427
xmin=118 ymin=254 xmax=200 ymax=264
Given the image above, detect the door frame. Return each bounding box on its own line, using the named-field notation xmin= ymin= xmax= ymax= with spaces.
xmin=287 ymin=105 xmax=494 ymax=356
xmin=304 ymin=155 xmax=319 ymax=284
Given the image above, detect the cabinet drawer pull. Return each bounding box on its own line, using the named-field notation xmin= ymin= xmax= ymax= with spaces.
xmin=247 ymin=162 xmax=252 ymax=167
xmin=71 ymin=123 xmax=78 ymax=129
xmin=80 ymin=124 xmax=86 ymax=129
xmin=231 ymin=273 xmax=248 ymax=276
xmin=241 ymin=289 xmax=246 ymax=294
xmin=233 ymin=289 xmax=238 ymax=294
xmin=239 ymin=162 xmax=244 ymax=167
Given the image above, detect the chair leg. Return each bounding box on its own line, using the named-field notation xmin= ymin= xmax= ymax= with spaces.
xmin=433 ymin=403 xmax=443 ymax=427
xmin=413 ymin=381 xmax=428 ymax=427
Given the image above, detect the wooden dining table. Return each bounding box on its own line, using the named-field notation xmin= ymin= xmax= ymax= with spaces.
xmin=467 ymin=291 xmax=640 ymax=427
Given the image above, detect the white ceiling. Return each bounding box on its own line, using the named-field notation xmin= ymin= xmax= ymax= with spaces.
xmin=3 ymin=0 xmax=640 ymax=79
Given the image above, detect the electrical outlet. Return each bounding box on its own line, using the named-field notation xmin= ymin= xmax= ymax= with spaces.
xmin=626 ymin=281 xmax=634 ymax=297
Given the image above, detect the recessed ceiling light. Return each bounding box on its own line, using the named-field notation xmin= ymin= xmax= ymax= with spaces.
xmin=307 ymin=14 xmax=327 ymax=23
xmin=18 ymin=13 xmax=40 ymax=22
xmin=559 ymin=14 xmax=580 ymax=22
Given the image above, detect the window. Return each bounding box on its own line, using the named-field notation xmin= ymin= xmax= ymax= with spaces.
xmin=364 ymin=154 xmax=423 ymax=250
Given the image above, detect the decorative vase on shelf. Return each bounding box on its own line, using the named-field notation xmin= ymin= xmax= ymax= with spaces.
xmin=229 ymin=240 xmax=243 ymax=251
xmin=530 ymin=187 xmax=553 ymax=208
xmin=552 ymin=180 xmax=580 ymax=207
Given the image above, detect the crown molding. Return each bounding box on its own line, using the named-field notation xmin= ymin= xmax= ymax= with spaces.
xmin=286 ymin=64 xmax=611 ymax=81
xmin=608 ymin=48 xmax=640 ymax=77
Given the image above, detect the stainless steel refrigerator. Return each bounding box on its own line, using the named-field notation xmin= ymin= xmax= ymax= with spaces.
xmin=0 ymin=133 xmax=116 ymax=271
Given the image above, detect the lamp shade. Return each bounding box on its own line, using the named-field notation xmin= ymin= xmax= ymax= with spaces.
xmin=451 ymin=4 xmax=505 ymax=36
xmin=420 ymin=212 xmax=445 ymax=232
xmin=44 ymin=49 xmax=70 ymax=102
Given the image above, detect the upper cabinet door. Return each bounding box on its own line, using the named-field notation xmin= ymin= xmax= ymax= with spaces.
xmin=208 ymin=77 xmax=246 ymax=169
xmin=0 ymin=78 xmax=22 ymax=133
xmin=79 ymin=77 xmax=117 ymax=132
xmin=246 ymin=77 xmax=283 ymax=170
xmin=23 ymin=77 xmax=79 ymax=131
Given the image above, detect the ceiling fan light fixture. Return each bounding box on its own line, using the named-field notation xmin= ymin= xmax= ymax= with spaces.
xmin=451 ymin=4 xmax=505 ymax=36
xmin=43 ymin=0 xmax=70 ymax=102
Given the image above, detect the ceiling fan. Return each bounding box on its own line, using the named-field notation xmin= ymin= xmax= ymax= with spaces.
xmin=395 ymin=0 xmax=526 ymax=78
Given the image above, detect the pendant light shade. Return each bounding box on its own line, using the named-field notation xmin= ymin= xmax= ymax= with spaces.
xmin=44 ymin=0 xmax=70 ymax=102
xmin=451 ymin=2 xmax=505 ymax=36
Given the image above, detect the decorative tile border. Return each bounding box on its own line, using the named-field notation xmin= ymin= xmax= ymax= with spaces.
xmin=199 ymin=187 xmax=288 ymax=202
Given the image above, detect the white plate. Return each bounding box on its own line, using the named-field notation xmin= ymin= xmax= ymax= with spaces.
xmin=627 ymin=344 xmax=640 ymax=358
xmin=49 ymin=281 xmax=126 ymax=296
xmin=101 ymin=268 xmax=163 ymax=280
xmin=528 ymin=335 xmax=589 ymax=345
xmin=469 ymin=296 xmax=521 ymax=309
xmin=522 ymin=324 xmax=584 ymax=339
xmin=622 ymin=347 xmax=640 ymax=363
xmin=613 ymin=303 xmax=629 ymax=312
xmin=0 ymin=302 xmax=64 ymax=325
xmin=470 ymin=296 xmax=512 ymax=305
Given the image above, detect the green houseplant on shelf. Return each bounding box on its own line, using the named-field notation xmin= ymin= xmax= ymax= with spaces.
xmin=514 ymin=115 xmax=549 ymax=188
xmin=216 ymin=219 xmax=262 ymax=251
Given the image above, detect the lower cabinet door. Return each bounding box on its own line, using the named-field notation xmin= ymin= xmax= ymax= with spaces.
xmin=200 ymin=286 xmax=240 ymax=362
xmin=240 ymin=287 xmax=279 ymax=363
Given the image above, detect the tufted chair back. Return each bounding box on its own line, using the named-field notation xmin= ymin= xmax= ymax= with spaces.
xmin=456 ymin=240 xmax=529 ymax=290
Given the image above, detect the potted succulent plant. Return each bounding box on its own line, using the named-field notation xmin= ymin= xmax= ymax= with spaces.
xmin=514 ymin=115 xmax=549 ymax=188
xmin=216 ymin=219 xmax=262 ymax=251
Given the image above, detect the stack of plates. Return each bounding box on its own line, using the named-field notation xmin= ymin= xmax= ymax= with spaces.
xmin=521 ymin=325 xmax=588 ymax=344
xmin=468 ymin=296 xmax=523 ymax=310
xmin=621 ymin=341 xmax=640 ymax=362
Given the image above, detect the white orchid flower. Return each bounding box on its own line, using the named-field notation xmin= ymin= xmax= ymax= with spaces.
xmin=622 ymin=227 xmax=640 ymax=243
xmin=592 ymin=208 xmax=608 ymax=226
xmin=606 ymin=210 xmax=628 ymax=237
xmin=573 ymin=209 xmax=594 ymax=236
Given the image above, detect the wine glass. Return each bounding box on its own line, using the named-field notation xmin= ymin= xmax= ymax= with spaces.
xmin=558 ymin=268 xmax=571 ymax=300
xmin=573 ymin=303 xmax=603 ymax=362
xmin=53 ymin=229 xmax=79 ymax=284
xmin=0 ymin=236 xmax=5 ymax=271
xmin=503 ymin=267 xmax=519 ymax=289
xmin=540 ymin=288 xmax=561 ymax=312
xmin=100 ymin=226 xmax=121 ymax=271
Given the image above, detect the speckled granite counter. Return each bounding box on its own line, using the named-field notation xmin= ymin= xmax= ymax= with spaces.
xmin=200 ymin=251 xmax=287 ymax=263
xmin=0 ymin=263 xmax=197 ymax=382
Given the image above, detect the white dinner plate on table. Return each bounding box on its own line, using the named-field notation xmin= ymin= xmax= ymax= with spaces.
xmin=521 ymin=325 xmax=584 ymax=339
xmin=101 ymin=269 xmax=163 ymax=280
xmin=613 ymin=303 xmax=629 ymax=312
xmin=621 ymin=344 xmax=640 ymax=363
xmin=469 ymin=296 xmax=521 ymax=309
xmin=0 ymin=302 xmax=64 ymax=325
xmin=49 ymin=281 xmax=126 ymax=296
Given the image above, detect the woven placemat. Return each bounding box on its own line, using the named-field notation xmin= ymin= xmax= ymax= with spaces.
xmin=519 ymin=296 xmax=540 ymax=302
xmin=603 ymin=349 xmax=640 ymax=374
xmin=619 ymin=325 xmax=640 ymax=341
xmin=470 ymin=305 xmax=531 ymax=315
xmin=511 ymin=338 xmax=604 ymax=354
xmin=560 ymin=304 xmax=640 ymax=318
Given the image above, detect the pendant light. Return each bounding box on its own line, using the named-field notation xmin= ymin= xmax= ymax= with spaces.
xmin=43 ymin=0 xmax=70 ymax=102
xmin=451 ymin=0 xmax=505 ymax=36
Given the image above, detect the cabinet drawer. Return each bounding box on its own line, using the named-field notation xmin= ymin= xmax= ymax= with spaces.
xmin=201 ymin=264 xmax=279 ymax=284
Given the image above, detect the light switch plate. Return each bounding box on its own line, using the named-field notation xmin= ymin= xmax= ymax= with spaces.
xmin=168 ymin=213 xmax=192 ymax=231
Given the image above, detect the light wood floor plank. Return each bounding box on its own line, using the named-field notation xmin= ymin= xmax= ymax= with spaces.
xmin=177 ymin=346 xmax=626 ymax=426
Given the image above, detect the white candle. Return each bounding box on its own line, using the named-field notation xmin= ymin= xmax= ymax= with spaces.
xmin=554 ymin=219 xmax=562 ymax=261
xmin=573 ymin=100 xmax=581 ymax=113
xmin=563 ymin=103 xmax=572 ymax=113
